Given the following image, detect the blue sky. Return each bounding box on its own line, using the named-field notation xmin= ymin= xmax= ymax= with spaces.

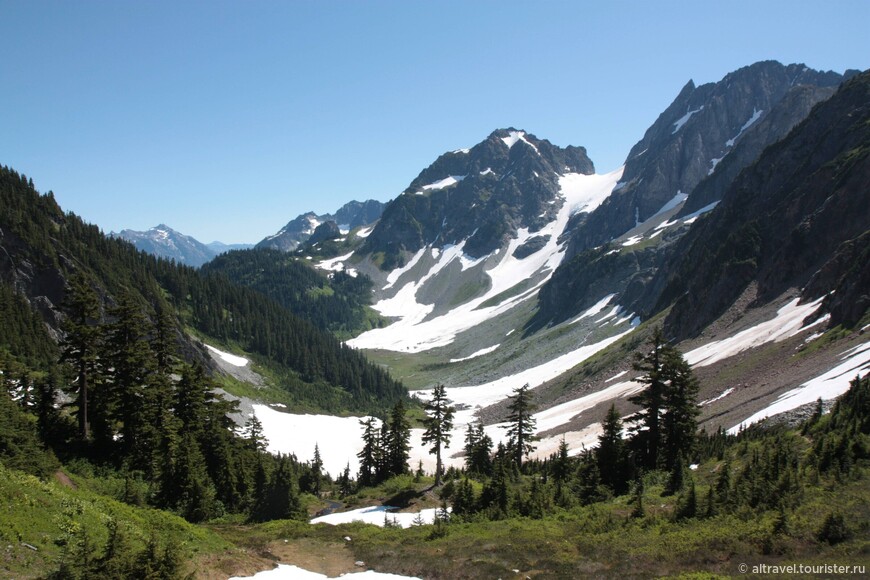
xmin=2 ymin=1 xmax=868 ymax=243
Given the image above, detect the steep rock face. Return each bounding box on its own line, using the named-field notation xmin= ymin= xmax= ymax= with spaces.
xmin=566 ymin=61 xmax=846 ymax=255
xmin=361 ymin=128 xmax=594 ymax=268
xmin=306 ymin=220 xmax=342 ymax=246
xmin=258 ymin=199 xmax=385 ymax=252
xmin=648 ymin=70 xmax=870 ymax=339
xmin=333 ymin=199 xmax=385 ymax=230
xmin=257 ymin=212 xmax=323 ymax=252
xmin=114 ymin=224 xmax=217 ymax=267
xmin=679 ymin=83 xmax=839 ymax=217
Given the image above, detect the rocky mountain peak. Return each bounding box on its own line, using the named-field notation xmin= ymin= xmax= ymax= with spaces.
xmin=565 ymin=60 xmax=849 ymax=256
xmin=113 ymin=224 xmax=217 ymax=268
xmin=257 ymin=199 xmax=385 ymax=252
xmin=361 ymin=128 xmax=595 ymax=266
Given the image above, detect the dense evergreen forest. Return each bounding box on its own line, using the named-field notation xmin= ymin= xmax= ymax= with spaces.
xmin=202 ymin=248 xmax=383 ymax=338
xmin=0 ymin=165 xmax=405 ymax=415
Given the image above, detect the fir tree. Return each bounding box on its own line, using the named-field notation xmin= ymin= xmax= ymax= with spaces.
xmin=421 ymin=384 xmax=455 ymax=485
xmin=660 ymin=348 xmax=701 ymax=469
xmin=357 ymin=417 xmax=379 ymax=486
xmin=627 ymin=328 xmax=668 ymax=470
xmin=104 ymin=292 xmax=156 ymax=468
xmin=627 ymin=328 xmax=700 ymax=471
xmin=59 ymin=273 xmax=101 ymax=440
xmin=596 ymin=404 xmax=628 ymax=494
xmin=386 ymin=400 xmax=411 ymax=477
xmin=464 ymin=421 xmax=493 ymax=476
xmin=503 ymin=383 xmax=537 ymax=468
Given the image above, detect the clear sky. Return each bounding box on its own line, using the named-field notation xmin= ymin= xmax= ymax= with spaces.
xmin=2 ymin=0 xmax=868 ymax=244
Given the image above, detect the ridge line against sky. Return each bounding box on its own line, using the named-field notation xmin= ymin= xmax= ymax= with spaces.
xmin=2 ymin=0 xmax=868 ymax=244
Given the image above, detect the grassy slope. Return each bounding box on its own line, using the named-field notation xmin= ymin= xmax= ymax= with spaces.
xmin=0 ymin=464 xmax=242 ymax=579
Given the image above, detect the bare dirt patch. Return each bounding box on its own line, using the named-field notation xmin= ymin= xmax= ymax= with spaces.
xmin=53 ymin=470 xmax=76 ymax=489
xmin=265 ymin=538 xmax=357 ymax=577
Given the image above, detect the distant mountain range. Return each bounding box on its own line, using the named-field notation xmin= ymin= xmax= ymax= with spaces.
xmin=112 ymin=224 xmax=253 ymax=268
xmin=114 ymin=198 xmax=386 ymax=266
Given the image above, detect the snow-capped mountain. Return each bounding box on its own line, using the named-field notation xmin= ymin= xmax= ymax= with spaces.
xmin=336 ymin=128 xmax=614 ymax=357
xmin=257 ymin=199 xmax=385 ymax=252
xmin=281 ymin=63 xmax=870 ymax=478
xmin=113 ymin=224 xmax=226 ymax=268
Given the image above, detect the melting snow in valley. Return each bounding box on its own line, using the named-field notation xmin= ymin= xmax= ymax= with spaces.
xmin=254 ymin=329 xmax=636 ymax=478
xmin=230 ymin=564 xmax=419 ymax=579
xmin=311 ymin=505 xmax=448 ymax=528
xmin=346 ymin=166 xmax=625 ymax=353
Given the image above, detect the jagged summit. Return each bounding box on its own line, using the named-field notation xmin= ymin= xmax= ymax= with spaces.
xmin=361 ymin=128 xmax=595 ymax=265
xmin=565 ymin=60 xmax=850 ymax=256
xmin=257 ymin=199 xmax=385 ymax=252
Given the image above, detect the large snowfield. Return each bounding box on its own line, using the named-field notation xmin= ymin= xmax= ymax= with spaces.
xmin=251 ymin=328 xmax=636 ymax=477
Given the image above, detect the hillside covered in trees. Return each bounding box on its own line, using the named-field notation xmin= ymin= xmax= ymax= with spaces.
xmin=201 ymin=248 xmax=384 ymax=338
xmin=0 ymin=165 xmax=406 ymax=415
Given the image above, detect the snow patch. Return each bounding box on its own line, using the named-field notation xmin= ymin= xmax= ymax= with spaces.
xmin=558 ymin=167 xmax=624 ymax=216
xmin=500 ymin=130 xmax=540 ymax=154
xmin=421 ymin=175 xmax=466 ymax=191
xmin=450 ymin=344 xmax=500 ymax=363
xmin=700 ymin=387 xmax=735 ymax=406
xmin=681 ymin=201 xmax=719 ymax=224
xmin=252 ymin=404 xmax=370 ymax=477
xmin=231 ymin=563 xmax=419 ymax=579
xmin=708 ymin=156 xmax=724 ymax=175
xmin=383 ymin=248 xmax=427 ymax=291
xmin=621 ymin=235 xmax=643 ymax=247
xmin=311 ymin=505 xmax=449 ymax=529
xmin=204 ymin=344 xmax=248 ymax=367
xmin=317 ymin=251 xmax=355 ymax=273
xmin=725 ymin=108 xmax=763 ymax=147
xmin=570 ymin=294 xmax=615 ymax=324
xmin=672 ymin=106 xmax=704 ymax=134
xmin=729 ymin=340 xmax=870 ymax=434
xmin=685 ymin=297 xmax=826 ymax=367
xmin=479 ymin=168 xmax=494 ymax=176
xmin=651 ymin=191 xmax=688 ymax=220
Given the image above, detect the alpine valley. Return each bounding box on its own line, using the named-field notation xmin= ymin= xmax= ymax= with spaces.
xmin=2 ymin=61 xmax=869 ymax=579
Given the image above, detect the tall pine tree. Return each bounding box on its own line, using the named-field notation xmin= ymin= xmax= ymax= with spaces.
xmin=503 ymin=384 xmax=537 ymax=468
xmin=421 ymin=384 xmax=455 ymax=485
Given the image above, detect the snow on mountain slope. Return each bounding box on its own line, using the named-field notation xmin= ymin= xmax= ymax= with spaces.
xmin=684 ymin=296 xmax=827 ymax=367
xmin=346 ymin=166 xmax=624 ymax=353
xmin=729 ymin=339 xmax=870 ymax=433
